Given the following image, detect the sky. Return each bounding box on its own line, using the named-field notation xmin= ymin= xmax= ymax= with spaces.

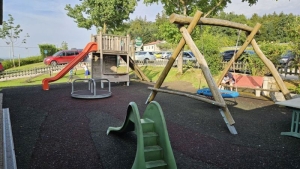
xmin=1 ymin=0 xmax=300 ymax=59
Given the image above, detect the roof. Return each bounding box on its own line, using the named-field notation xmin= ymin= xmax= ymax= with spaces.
xmin=143 ymin=40 xmax=165 ymax=46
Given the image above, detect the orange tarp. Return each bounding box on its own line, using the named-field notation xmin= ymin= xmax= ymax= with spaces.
xmin=233 ymin=74 xmax=264 ymax=88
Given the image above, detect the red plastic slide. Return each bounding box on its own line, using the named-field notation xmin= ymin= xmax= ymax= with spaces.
xmin=42 ymin=42 xmax=98 ymax=90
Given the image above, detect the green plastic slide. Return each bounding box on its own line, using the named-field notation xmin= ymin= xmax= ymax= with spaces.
xmin=107 ymin=101 xmax=177 ymax=169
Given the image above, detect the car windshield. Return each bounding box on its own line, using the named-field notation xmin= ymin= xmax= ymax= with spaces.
xmin=281 ymin=51 xmax=294 ymax=59
xmin=52 ymin=51 xmax=62 ymax=56
xmin=245 ymin=50 xmax=255 ymax=55
xmin=188 ymin=52 xmax=194 ymax=56
xmin=281 ymin=55 xmax=290 ymax=59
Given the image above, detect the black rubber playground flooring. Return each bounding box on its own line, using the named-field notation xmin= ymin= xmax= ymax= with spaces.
xmin=2 ymin=80 xmax=300 ymax=169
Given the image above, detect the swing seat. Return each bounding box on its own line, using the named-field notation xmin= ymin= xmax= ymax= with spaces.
xmin=197 ymin=88 xmax=239 ymax=98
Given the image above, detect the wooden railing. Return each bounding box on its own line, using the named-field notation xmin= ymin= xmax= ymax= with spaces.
xmin=221 ymin=61 xmax=250 ymax=73
xmin=102 ymin=35 xmax=129 ymax=52
xmin=120 ymin=59 xmax=250 ymax=70
xmin=277 ymin=65 xmax=299 ymax=75
xmin=91 ymin=34 xmax=130 ymax=52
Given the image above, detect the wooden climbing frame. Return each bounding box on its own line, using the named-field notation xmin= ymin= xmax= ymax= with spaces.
xmin=146 ymin=10 xmax=293 ymax=134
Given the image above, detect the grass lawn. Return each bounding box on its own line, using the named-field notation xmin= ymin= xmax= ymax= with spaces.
xmin=1 ymin=62 xmax=299 ymax=94
xmin=6 ymin=62 xmax=46 ymax=71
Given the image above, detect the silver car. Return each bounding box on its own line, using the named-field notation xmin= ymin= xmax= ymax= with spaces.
xmin=279 ymin=50 xmax=295 ymax=66
xmin=161 ymin=51 xmax=172 ymax=59
xmin=182 ymin=51 xmax=196 ymax=61
xmin=134 ymin=51 xmax=156 ymax=62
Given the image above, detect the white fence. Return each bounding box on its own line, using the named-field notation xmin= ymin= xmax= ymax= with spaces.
xmin=1 ymin=59 xmax=298 ymax=81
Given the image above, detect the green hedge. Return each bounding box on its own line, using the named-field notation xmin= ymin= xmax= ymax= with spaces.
xmin=2 ymin=56 xmax=43 ymax=69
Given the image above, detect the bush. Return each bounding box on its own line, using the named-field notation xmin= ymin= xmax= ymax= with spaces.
xmin=194 ymin=29 xmax=223 ymax=75
xmin=290 ymin=84 xmax=300 ymax=94
xmin=259 ymin=41 xmax=288 ymax=65
xmin=2 ymin=56 xmax=43 ymax=69
xmin=20 ymin=56 xmax=44 ymax=65
xmin=243 ymin=55 xmax=267 ymax=76
xmin=39 ymin=44 xmax=58 ymax=58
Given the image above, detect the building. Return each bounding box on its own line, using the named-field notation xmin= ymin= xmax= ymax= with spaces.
xmin=143 ymin=40 xmax=165 ymax=52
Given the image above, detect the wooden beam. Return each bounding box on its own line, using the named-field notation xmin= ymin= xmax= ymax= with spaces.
xmin=148 ymin=87 xmax=226 ymax=108
xmin=180 ymin=27 xmax=235 ymax=125
xmin=250 ymin=39 xmax=292 ymax=100
xmin=217 ymin=23 xmax=261 ymax=86
xmin=145 ymin=10 xmax=203 ymax=104
xmin=169 ymin=13 xmax=259 ymax=34
xmin=221 ymin=84 xmax=280 ymax=92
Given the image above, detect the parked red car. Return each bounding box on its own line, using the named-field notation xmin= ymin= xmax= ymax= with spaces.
xmin=0 ymin=62 xmax=4 ymax=72
xmin=43 ymin=49 xmax=84 ymax=66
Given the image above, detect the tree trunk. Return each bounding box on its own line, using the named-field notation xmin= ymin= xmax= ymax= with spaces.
xmin=103 ymin=23 xmax=107 ymax=34
xmin=12 ymin=43 xmax=15 ymax=67
xmin=18 ymin=54 xmax=21 ymax=67
xmin=177 ymin=51 xmax=183 ymax=74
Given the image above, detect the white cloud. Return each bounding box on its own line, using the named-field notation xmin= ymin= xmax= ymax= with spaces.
xmin=129 ymin=1 xmax=163 ymax=21
xmin=224 ymin=0 xmax=300 ymax=17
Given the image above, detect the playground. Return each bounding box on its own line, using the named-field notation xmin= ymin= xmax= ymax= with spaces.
xmin=2 ymin=80 xmax=300 ymax=169
xmin=1 ymin=10 xmax=300 ymax=169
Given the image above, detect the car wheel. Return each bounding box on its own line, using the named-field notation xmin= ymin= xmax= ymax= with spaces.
xmin=50 ymin=61 xmax=57 ymax=66
xmin=144 ymin=58 xmax=149 ymax=63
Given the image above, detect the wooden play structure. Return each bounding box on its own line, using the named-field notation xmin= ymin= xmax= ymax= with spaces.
xmin=146 ymin=10 xmax=292 ymax=134
xmin=42 ymin=33 xmax=149 ymax=98
xmin=90 ymin=32 xmax=149 ymax=87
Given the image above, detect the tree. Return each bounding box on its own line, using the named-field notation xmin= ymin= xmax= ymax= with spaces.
xmin=126 ymin=17 xmax=158 ymax=44
xmin=144 ymin=0 xmax=260 ymax=17
xmin=0 ymin=14 xmax=29 ymax=67
xmin=65 ymin=0 xmax=137 ymax=33
xmin=61 ymin=41 xmax=68 ymax=50
xmin=38 ymin=44 xmax=58 ymax=59
xmin=287 ymin=16 xmax=300 ymax=79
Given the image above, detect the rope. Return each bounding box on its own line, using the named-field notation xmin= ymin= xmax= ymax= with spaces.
xmin=233 ymin=30 xmax=242 ymax=73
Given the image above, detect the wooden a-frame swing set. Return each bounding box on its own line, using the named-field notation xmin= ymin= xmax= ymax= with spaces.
xmin=146 ymin=10 xmax=292 ymax=134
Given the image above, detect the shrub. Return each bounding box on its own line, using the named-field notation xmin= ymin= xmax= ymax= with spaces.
xmin=39 ymin=44 xmax=58 ymax=58
xmin=195 ymin=34 xmax=222 ymax=75
xmin=242 ymin=55 xmax=267 ymax=76
xmin=259 ymin=41 xmax=288 ymax=65
xmin=2 ymin=56 xmax=43 ymax=69
xmin=290 ymin=84 xmax=300 ymax=94
xmin=194 ymin=28 xmax=222 ymax=75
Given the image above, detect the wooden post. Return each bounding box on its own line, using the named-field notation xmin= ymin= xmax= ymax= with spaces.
xmin=90 ymin=34 xmax=94 ymax=42
xmin=148 ymin=87 xmax=226 ymax=108
xmin=126 ymin=34 xmax=130 ymax=73
xmin=146 ymin=10 xmax=203 ymax=104
xmin=98 ymin=31 xmax=103 ymax=76
xmin=217 ymin=23 xmax=261 ymax=86
xmin=251 ymin=39 xmax=292 ymax=100
xmin=181 ymin=27 xmax=235 ymax=125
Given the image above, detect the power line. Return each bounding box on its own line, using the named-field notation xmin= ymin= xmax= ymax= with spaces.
xmin=0 ymin=46 xmax=39 ymax=48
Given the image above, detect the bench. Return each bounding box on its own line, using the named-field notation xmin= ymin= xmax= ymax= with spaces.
xmin=276 ymin=97 xmax=300 ymax=138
